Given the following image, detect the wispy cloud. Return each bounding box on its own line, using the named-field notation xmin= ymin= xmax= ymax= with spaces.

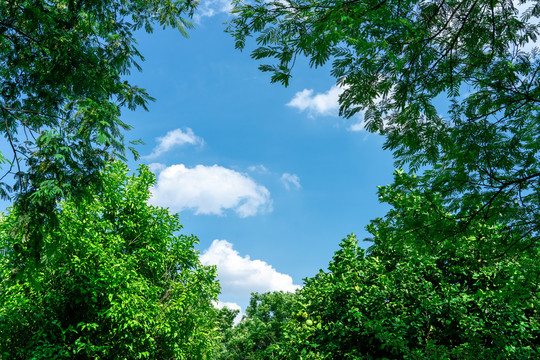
xmin=144 ymin=128 xmax=203 ymax=159
xmin=348 ymin=121 xmax=365 ymax=132
xmin=287 ymin=85 xmax=343 ymax=117
xmin=149 ymin=164 xmax=272 ymax=217
xmin=194 ymin=0 xmax=233 ymax=22
xmin=148 ymin=162 xmax=167 ymax=173
xmin=201 ymin=240 xmax=300 ymax=300
xmin=247 ymin=165 xmax=269 ymax=174
xmin=281 ymin=173 xmax=301 ymax=190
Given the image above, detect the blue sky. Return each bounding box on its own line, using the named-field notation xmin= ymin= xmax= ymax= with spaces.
xmin=120 ymin=7 xmax=397 ymax=314
xmin=0 ymin=4 xmax=396 ymax=316
xmin=2 ymin=0 xmax=535 ymax=321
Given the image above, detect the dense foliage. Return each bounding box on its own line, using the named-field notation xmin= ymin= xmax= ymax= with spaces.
xmin=1 ymin=0 xmax=539 ymax=358
xmin=215 ymin=292 xmax=297 ymax=360
xmin=280 ymin=172 xmax=539 ymax=359
xmin=0 ymin=0 xmax=197 ymax=266
xmin=0 ymin=0 xmax=196 ymax=201
xmin=214 ymin=305 xmax=242 ymax=358
xmin=229 ymin=0 xmax=540 ymax=249
xmin=0 ymin=162 xmax=220 ymax=359
xmin=229 ymin=4 xmax=540 ymax=356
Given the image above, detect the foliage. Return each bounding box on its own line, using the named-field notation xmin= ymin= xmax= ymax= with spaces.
xmin=215 ymin=291 xmax=298 ymax=360
xmin=229 ymin=3 xmax=540 ymax=356
xmin=1 ymin=0 xmax=197 ymax=267
xmin=229 ymin=0 xmax=540 ymax=249
xmin=213 ymin=306 xmax=242 ymax=360
xmin=279 ymin=171 xmax=540 ymax=359
xmin=0 ymin=162 xmax=220 ymax=359
xmin=215 ymin=306 xmax=241 ymax=342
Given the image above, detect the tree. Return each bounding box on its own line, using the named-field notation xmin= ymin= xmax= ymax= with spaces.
xmin=0 ymin=162 xmax=220 ymax=359
xmin=228 ymin=2 xmax=540 ymax=357
xmin=214 ymin=305 xmax=242 ymax=357
xmin=279 ymin=172 xmax=540 ymax=359
xmin=1 ymin=0 xmax=197 ymax=266
xmin=215 ymin=291 xmax=298 ymax=360
xmin=229 ymin=0 xmax=540 ymax=249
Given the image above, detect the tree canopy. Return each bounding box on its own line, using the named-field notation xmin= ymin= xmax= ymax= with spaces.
xmin=1 ymin=0 xmax=199 ymax=267
xmin=228 ymin=2 xmax=540 ymax=357
xmin=214 ymin=291 xmax=298 ymax=360
xmin=279 ymin=172 xmax=540 ymax=359
xmin=0 ymin=0 xmax=195 ymax=204
xmin=2 ymin=0 xmax=539 ymax=358
xmin=229 ymin=0 xmax=540 ymax=250
xmin=0 ymin=162 xmax=220 ymax=359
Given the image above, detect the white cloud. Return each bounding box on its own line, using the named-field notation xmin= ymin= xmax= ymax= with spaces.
xmin=145 ymin=128 xmax=203 ymax=159
xmin=348 ymin=121 xmax=365 ymax=132
xmin=194 ymin=0 xmax=233 ymax=21
xmin=287 ymin=85 xmax=343 ymax=117
xmin=247 ymin=165 xmax=269 ymax=174
xmin=148 ymin=162 xmax=167 ymax=173
xmin=194 ymin=0 xmax=291 ymax=21
xmin=281 ymin=173 xmax=301 ymax=190
xmin=215 ymin=300 xmax=242 ymax=312
xmin=201 ymin=240 xmax=300 ymax=301
xmin=150 ymin=164 xmax=272 ymax=217
xmin=288 ymin=85 xmax=391 ymax=132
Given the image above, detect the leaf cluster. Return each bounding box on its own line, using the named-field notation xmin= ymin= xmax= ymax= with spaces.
xmin=279 ymin=172 xmax=540 ymax=359
xmin=0 ymin=0 xmax=196 ymax=207
xmin=214 ymin=291 xmax=298 ymax=360
xmin=228 ymin=0 xmax=540 ymax=249
xmin=1 ymin=0 xmax=198 ymax=268
xmin=0 ymin=162 xmax=220 ymax=359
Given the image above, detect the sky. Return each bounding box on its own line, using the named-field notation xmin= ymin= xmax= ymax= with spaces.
xmin=118 ymin=5 xmax=397 ymax=315
xmin=0 ymin=1 xmax=397 ymax=317
xmin=1 ymin=0 xmax=537 ymax=324
xmin=105 ymin=4 xmax=536 ymax=319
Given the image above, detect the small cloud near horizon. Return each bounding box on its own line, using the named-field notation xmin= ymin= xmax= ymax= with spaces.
xmin=200 ymin=239 xmax=300 ymax=304
xmin=215 ymin=300 xmax=243 ymax=325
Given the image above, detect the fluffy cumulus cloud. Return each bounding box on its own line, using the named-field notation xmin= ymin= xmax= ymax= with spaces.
xmin=149 ymin=164 xmax=272 ymax=217
xmin=201 ymin=240 xmax=300 ymax=300
xmin=287 ymin=85 xmax=343 ymax=117
xmin=281 ymin=173 xmax=301 ymax=190
xmin=288 ymin=85 xmax=370 ymax=131
xmin=145 ymin=128 xmax=203 ymax=159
